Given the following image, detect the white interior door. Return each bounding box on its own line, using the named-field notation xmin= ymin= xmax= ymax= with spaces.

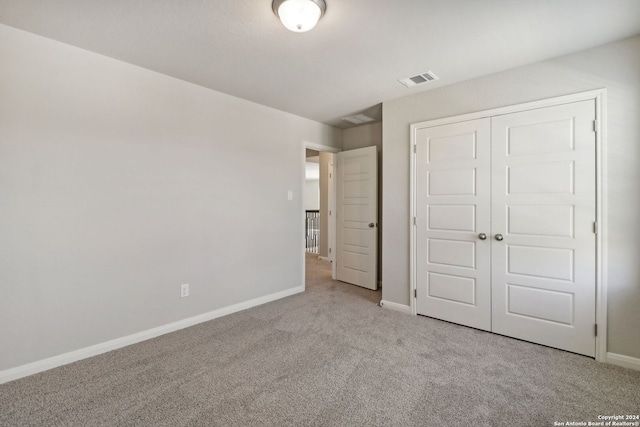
xmin=491 ymin=100 xmax=597 ymax=356
xmin=415 ymin=119 xmax=492 ymax=330
xmin=336 ymin=146 xmax=378 ymax=290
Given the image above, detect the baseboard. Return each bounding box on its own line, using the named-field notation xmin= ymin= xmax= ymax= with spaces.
xmin=379 ymin=300 xmax=411 ymax=314
xmin=318 ymin=256 xmax=331 ymax=262
xmin=0 ymin=285 xmax=305 ymax=385
xmin=606 ymin=352 xmax=640 ymax=371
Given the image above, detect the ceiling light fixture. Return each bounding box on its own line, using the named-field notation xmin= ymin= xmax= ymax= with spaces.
xmin=272 ymin=0 xmax=326 ymax=33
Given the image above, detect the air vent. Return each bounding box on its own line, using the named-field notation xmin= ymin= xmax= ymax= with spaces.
xmin=342 ymin=114 xmax=375 ymax=125
xmin=398 ymin=71 xmax=439 ymax=88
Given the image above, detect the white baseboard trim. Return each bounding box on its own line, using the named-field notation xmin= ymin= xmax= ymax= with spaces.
xmin=318 ymin=256 xmax=331 ymax=262
xmin=379 ymin=300 xmax=411 ymax=314
xmin=0 ymin=285 xmax=305 ymax=385
xmin=606 ymin=352 xmax=640 ymax=371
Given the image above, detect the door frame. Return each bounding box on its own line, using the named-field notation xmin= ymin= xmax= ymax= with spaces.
xmin=325 ymin=159 xmax=335 ymax=264
xmin=409 ymin=89 xmax=607 ymax=362
xmin=302 ymin=142 xmax=340 ymax=287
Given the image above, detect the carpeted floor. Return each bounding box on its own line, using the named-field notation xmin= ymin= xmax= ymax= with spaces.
xmin=1 ymin=253 xmax=639 ymax=426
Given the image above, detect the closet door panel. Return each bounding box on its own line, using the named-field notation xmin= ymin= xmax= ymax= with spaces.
xmin=491 ymin=100 xmax=597 ymax=357
xmin=415 ymin=118 xmax=491 ymax=331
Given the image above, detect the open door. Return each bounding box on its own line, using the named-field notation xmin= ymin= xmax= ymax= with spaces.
xmin=335 ymin=146 xmax=378 ymax=290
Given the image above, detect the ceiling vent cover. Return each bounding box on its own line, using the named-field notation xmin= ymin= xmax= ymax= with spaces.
xmin=342 ymin=113 xmax=375 ymax=125
xmin=398 ymin=71 xmax=439 ymax=88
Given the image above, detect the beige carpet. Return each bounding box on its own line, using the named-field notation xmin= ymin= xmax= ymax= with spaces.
xmin=1 ymin=253 xmax=639 ymax=426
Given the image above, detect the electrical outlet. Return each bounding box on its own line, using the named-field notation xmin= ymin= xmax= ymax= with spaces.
xmin=180 ymin=283 xmax=189 ymax=298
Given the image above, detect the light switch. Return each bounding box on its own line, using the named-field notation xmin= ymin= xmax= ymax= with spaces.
xmin=287 ymin=191 xmax=293 ymax=201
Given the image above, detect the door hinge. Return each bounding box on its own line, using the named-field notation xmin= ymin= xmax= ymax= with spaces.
xmin=595 ymin=324 xmax=598 ymax=336
xmin=414 ymin=289 xmax=417 ymax=298
xmin=593 ymin=120 xmax=598 ymax=133
xmin=413 ymin=216 xmax=416 ymax=226
xmin=413 ymin=144 xmax=417 ymax=154
xmin=329 ymin=248 xmax=332 ymax=254
xmin=593 ymin=221 xmax=598 ymax=234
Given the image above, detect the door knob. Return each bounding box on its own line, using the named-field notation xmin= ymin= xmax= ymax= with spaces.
xmin=495 ymin=234 xmax=504 ymax=241
xmin=478 ymin=233 xmax=487 ymax=240
xmin=368 ymin=223 xmax=376 ymax=228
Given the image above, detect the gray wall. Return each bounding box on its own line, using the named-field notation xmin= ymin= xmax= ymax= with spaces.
xmin=343 ymin=123 xmax=383 ymax=283
xmin=0 ymin=24 xmax=341 ymax=371
xmin=382 ymin=35 xmax=640 ymax=359
xmin=318 ymin=152 xmax=333 ymax=258
xmin=342 ymin=122 xmax=382 ymax=152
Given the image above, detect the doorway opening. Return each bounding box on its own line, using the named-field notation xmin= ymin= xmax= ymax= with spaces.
xmin=302 ymin=142 xmax=380 ymax=297
xmin=302 ymin=143 xmax=338 ymax=289
xmin=304 ymin=152 xmax=320 ymax=254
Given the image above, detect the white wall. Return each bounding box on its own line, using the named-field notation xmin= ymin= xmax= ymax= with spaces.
xmin=0 ymin=24 xmax=341 ymax=372
xmin=382 ymin=35 xmax=640 ymax=359
xmin=304 ymin=179 xmax=320 ymax=210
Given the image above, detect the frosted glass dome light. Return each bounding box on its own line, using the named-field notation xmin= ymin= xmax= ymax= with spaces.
xmin=273 ymin=0 xmax=326 ymax=33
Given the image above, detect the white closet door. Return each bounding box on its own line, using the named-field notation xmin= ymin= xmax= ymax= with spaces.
xmin=415 ymin=119 xmax=492 ymax=331
xmin=491 ymin=100 xmax=597 ymax=356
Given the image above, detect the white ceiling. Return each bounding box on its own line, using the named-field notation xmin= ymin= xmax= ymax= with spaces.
xmin=1 ymin=0 xmax=639 ymax=128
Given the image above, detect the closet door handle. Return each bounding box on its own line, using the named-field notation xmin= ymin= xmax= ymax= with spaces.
xmin=495 ymin=234 xmax=504 ymax=241
xmin=478 ymin=233 xmax=487 ymax=240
